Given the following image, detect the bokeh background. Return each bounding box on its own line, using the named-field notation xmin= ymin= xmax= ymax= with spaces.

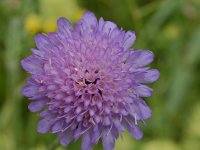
xmin=0 ymin=0 xmax=200 ymax=150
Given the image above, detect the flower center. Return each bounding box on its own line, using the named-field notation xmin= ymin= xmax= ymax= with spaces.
xmin=74 ymin=69 xmax=103 ymax=97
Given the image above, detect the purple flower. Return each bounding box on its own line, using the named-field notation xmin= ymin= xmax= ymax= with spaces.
xmin=21 ymin=11 xmax=159 ymax=150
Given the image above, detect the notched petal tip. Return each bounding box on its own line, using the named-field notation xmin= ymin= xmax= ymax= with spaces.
xmin=123 ymin=30 xmax=136 ymax=50
xmin=103 ymin=21 xmax=117 ymax=34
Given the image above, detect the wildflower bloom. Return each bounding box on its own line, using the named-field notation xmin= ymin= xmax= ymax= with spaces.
xmin=21 ymin=12 xmax=159 ymax=150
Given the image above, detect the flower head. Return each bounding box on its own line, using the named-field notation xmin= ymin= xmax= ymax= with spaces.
xmin=21 ymin=11 xmax=159 ymax=150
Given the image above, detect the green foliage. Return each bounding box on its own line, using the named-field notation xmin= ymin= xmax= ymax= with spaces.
xmin=0 ymin=0 xmax=200 ymax=149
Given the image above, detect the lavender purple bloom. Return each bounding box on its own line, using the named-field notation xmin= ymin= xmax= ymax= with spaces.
xmin=21 ymin=11 xmax=159 ymax=150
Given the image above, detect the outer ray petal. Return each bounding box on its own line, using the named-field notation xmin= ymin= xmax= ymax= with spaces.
xmin=123 ymin=31 xmax=136 ymax=50
xmin=102 ymin=132 xmax=115 ymax=150
xmin=21 ymin=55 xmax=44 ymax=74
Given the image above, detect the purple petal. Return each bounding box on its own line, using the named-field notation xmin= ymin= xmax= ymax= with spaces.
xmin=135 ymin=69 xmax=160 ymax=83
xmin=103 ymin=116 xmax=111 ymax=126
xmin=113 ymin=118 xmax=125 ymax=131
xmin=21 ymin=85 xmax=37 ymax=97
xmin=103 ymin=21 xmax=117 ymax=34
xmin=48 ymin=32 xmax=62 ymax=46
xmin=31 ymin=48 xmax=45 ymax=58
xmin=74 ymin=124 xmax=83 ymax=140
xmin=39 ymin=109 xmax=49 ymax=117
xmin=28 ymin=99 xmax=46 ymax=112
xmin=111 ymin=126 xmax=119 ymax=139
xmin=81 ymin=131 xmax=92 ymax=150
xmin=124 ymin=119 xmax=143 ymax=140
xmin=120 ymin=51 xmax=130 ymax=62
xmin=123 ymin=31 xmax=136 ymax=50
xmin=102 ymin=132 xmax=115 ymax=150
xmin=35 ymin=34 xmax=53 ymax=51
xmin=138 ymin=99 xmax=152 ymax=119
xmin=21 ymin=85 xmax=45 ymax=99
xmin=80 ymin=11 xmax=97 ymax=31
xmin=98 ymin=17 xmax=105 ymax=32
xmin=51 ymin=120 xmax=64 ymax=133
xmin=135 ymin=85 xmax=153 ymax=97
xmin=37 ymin=118 xmax=54 ymax=134
xmin=57 ymin=17 xmax=73 ymax=38
xmin=21 ymin=56 xmax=44 ymax=74
xmin=110 ymin=28 xmax=123 ymax=41
xmin=132 ymin=99 xmax=152 ymax=119
xmin=129 ymin=50 xmax=154 ymax=68
xmin=129 ymin=67 xmax=150 ymax=73
xmin=91 ymin=125 xmax=100 ymax=144
xmin=59 ymin=130 xmax=73 ymax=147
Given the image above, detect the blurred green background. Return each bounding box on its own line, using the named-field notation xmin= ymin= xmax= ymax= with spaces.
xmin=0 ymin=0 xmax=200 ymax=150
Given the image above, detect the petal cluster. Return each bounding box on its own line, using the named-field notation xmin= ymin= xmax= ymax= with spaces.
xmin=21 ymin=12 xmax=159 ymax=150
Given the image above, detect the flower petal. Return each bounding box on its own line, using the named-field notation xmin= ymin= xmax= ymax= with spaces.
xmin=111 ymin=126 xmax=119 ymax=139
xmin=103 ymin=21 xmax=117 ymax=35
xmin=124 ymin=119 xmax=143 ymax=140
xmin=28 ymin=99 xmax=46 ymax=112
xmin=91 ymin=125 xmax=100 ymax=144
xmin=57 ymin=17 xmax=73 ymax=38
xmin=59 ymin=130 xmax=74 ymax=146
xmin=102 ymin=132 xmax=115 ymax=150
xmin=135 ymin=85 xmax=153 ymax=97
xmin=21 ymin=56 xmax=44 ymax=74
xmin=129 ymin=50 xmax=154 ymax=68
xmin=21 ymin=84 xmax=45 ymax=99
xmin=80 ymin=11 xmax=97 ymax=32
xmin=37 ymin=118 xmax=54 ymax=134
xmin=48 ymin=32 xmax=62 ymax=47
xmin=31 ymin=48 xmax=45 ymax=58
xmin=35 ymin=34 xmax=53 ymax=51
xmin=113 ymin=117 xmax=125 ymax=131
xmin=52 ymin=120 xmax=64 ymax=133
xmin=132 ymin=99 xmax=152 ymax=119
xmin=81 ymin=131 xmax=92 ymax=150
xmin=135 ymin=69 xmax=160 ymax=83
xmin=123 ymin=31 xmax=136 ymax=50
xmin=98 ymin=17 xmax=105 ymax=32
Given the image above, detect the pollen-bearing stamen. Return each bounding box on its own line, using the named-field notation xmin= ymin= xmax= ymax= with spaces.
xmin=21 ymin=11 xmax=160 ymax=150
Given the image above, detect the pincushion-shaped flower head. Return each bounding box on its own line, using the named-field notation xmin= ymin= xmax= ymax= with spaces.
xmin=21 ymin=12 xmax=159 ymax=150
